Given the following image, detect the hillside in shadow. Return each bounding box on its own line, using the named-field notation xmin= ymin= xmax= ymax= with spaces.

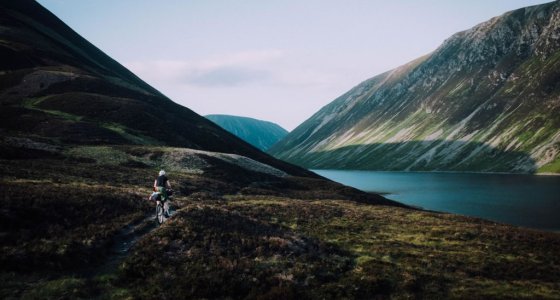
xmin=0 ymin=0 xmax=315 ymax=178
xmin=286 ymin=140 xmax=538 ymax=173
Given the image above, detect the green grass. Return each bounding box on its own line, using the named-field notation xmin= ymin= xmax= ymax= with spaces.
xmin=65 ymin=146 xmax=132 ymax=165
xmin=22 ymin=96 xmax=162 ymax=145
xmin=12 ymin=274 xmax=134 ymax=300
xmin=101 ymin=122 xmax=162 ymax=145
xmin=21 ymin=97 xmax=48 ymax=109
xmin=20 ymin=277 xmax=88 ymax=300
xmin=41 ymin=109 xmax=84 ymax=121
xmin=22 ymin=96 xmax=84 ymax=122
xmin=538 ymin=155 xmax=560 ymax=173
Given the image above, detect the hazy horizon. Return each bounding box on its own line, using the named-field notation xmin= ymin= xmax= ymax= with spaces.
xmin=37 ymin=0 xmax=553 ymax=131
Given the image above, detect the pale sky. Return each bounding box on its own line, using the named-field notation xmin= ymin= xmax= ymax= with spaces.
xmin=37 ymin=0 xmax=553 ymax=131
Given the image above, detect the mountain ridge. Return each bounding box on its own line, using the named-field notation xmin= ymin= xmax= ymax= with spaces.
xmin=0 ymin=0 xmax=315 ymax=178
xmin=269 ymin=1 xmax=560 ymax=174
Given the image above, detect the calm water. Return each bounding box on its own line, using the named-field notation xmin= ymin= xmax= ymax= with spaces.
xmin=314 ymin=170 xmax=560 ymax=231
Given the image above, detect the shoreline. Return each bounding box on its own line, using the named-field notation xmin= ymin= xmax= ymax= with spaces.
xmin=312 ymin=169 xmax=560 ymax=177
xmin=367 ymin=190 xmax=560 ymax=234
xmin=326 ymin=171 xmax=560 ymax=233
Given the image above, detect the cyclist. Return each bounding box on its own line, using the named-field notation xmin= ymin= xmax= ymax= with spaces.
xmin=154 ymin=169 xmax=172 ymax=198
xmin=154 ymin=170 xmax=172 ymax=216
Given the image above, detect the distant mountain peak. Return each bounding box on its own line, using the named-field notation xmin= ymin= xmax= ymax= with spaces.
xmin=205 ymin=114 xmax=288 ymax=151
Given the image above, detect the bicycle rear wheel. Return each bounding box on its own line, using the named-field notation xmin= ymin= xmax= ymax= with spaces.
xmin=156 ymin=203 xmax=164 ymax=224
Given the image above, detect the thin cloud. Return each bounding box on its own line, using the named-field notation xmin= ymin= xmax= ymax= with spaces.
xmin=125 ymin=49 xmax=336 ymax=89
xmin=126 ymin=49 xmax=283 ymax=87
xmin=185 ymin=66 xmax=270 ymax=87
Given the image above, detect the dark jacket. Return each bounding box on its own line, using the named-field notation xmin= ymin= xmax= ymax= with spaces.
xmin=156 ymin=175 xmax=168 ymax=187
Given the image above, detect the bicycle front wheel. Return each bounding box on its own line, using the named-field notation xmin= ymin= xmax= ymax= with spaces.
xmin=156 ymin=203 xmax=164 ymax=224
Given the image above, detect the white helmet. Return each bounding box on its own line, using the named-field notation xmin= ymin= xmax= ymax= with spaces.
xmin=159 ymin=170 xmax=166 ymax=176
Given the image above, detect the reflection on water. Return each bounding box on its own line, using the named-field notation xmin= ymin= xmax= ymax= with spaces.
xmin=314 ymin=170 xmax=560 ymax=231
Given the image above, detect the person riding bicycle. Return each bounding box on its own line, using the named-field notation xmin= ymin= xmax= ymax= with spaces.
xmin=153 ymin=170 xmax=172 ymax=218
xmin=154 ymin=169 xmax=172 ymax=201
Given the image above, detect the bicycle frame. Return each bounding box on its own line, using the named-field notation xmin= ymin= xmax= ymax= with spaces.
xmin=155 ymin=193 xmax=172 ymax=224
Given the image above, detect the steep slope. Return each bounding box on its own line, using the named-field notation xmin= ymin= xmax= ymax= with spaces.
xmin=270 ymin=1 xmax=560 ymax=174
xmin=0 ymin=0 xmax=313 ymax=177
xmin=206 ymin=114 xmax=288 ymax=151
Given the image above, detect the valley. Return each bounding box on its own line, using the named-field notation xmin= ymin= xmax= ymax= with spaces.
xmin=1 ymin=1 xmax=560 ymax=299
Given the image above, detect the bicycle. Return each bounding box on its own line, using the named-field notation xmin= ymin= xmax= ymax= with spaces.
xmin=151 ymin=189 xmax=174 ymax=225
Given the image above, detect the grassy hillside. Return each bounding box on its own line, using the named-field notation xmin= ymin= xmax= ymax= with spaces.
xmin=1 ymin=143 xmax=560 ymax=299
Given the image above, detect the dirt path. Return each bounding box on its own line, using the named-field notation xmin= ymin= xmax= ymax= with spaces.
xmin=86 ymin=203 xmax=181 ymax=277
xmin=80 ymin=213 xmax=159 ymax=278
